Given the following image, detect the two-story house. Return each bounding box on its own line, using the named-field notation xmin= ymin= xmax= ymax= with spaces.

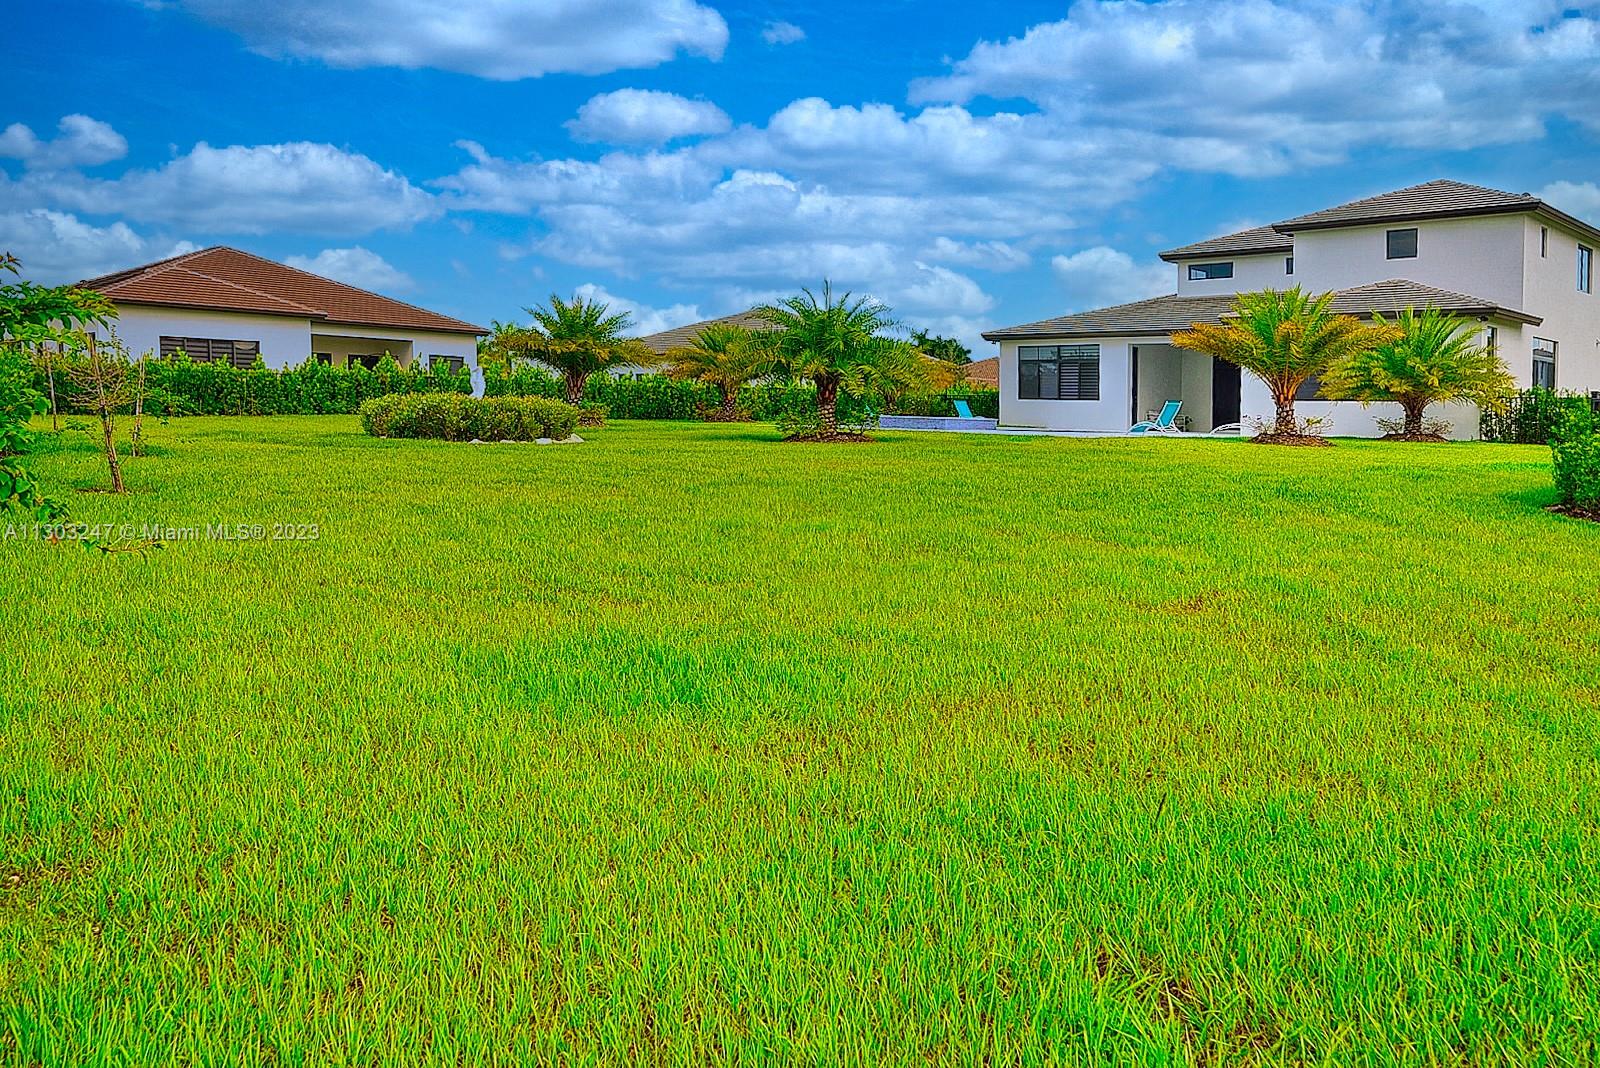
xmin=982 ymin=180 xmax=1600 ymax=437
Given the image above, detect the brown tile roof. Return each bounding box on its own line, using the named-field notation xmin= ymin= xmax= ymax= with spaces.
xmin=981 ymin=279 xmax=1540 ymax=341
xmin=1159 ymin=225 xmax=1294 ymax=263
xmin=1271 ymin=179 xmax=1545 ymax=233
xmin=962 ymin=356 xmax=998 ymax=387
xmin=633 ymin=309 xmax=776 ymax=355
xmin=80 ymin=246 xmax=486 ymax=335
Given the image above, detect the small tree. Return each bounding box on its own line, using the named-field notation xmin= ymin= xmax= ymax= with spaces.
xmin=666 ymin=323 xmax=774 ymax=421
xmin=758 ymin=283 xmax=926 ymax=439
xmin=1319 ymin=307 xmax=1515 ymax=440
xmin=1173 ymin=287 xmax=1397 ymax=442
xmin=910 ymin=328 xmax=972 ymax=365
xmin=67 ymin=334 xmax=134 ymax=494
xmin=486 ymin=295 xmax=654 ymax=404
xmin=0 ymin=252 xmax=113 ymax=517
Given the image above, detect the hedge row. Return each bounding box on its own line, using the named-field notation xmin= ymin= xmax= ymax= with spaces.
xmin=1552 ymin=407 xmax=1600 ymax=512
xmin=35 ymin=354 xmax=472 ymax=416
xmin=480 ymin=366 xmax=1000 ymax=421
xmin=360 ymin=393 xmax=579 ymax=441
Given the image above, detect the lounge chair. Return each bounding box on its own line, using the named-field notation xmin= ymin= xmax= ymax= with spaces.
xmin=953 ymin=399 xmax=977 ymax=419
xmin=1130 ymin=400 xmax=1183 ymax=434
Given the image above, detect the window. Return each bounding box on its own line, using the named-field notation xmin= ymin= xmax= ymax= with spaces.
xmin=1293 ymin=375 xmax=1324 ymax=401
xmin=347 ymin=354 xmax=383 ymax=370
xmin=1484 ymin=326 xmax=1497 ymax=361
xmin=1284 ymin=255 xmax=1294 ymax=276
xmin=159 ymin=336 xmax=260 ymax=368
xmin=1018 ymin=344 xmax=1100 ymax=401
xmin=1533 ymin=337 xmax=1557 ymax=390
xmin=1541 ymin=226 xmax=1549 ymax=257
xmin=1187 ymin=262 xmax=1234 ymax=280
xmin=1579 ymin=245 xmax=1593 ymax=294
xmin=312 ymin=352 xmax=333 ymax=365
xmin=430 ymin=354 xmax=465 ymax=374
xmin=1386 ymin=228 xmax=1418 ymax=259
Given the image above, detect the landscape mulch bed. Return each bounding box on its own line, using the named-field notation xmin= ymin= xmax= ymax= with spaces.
xmin=1549 ymin=503 xmax=1600 ymax=524
xmin=785 ymin=433 xmax=875 ymax=443
xmin=1379 ymin=432 xmax=1450 ymax=443
xmin=1249 ymin=433 xmax=1334 ymax=447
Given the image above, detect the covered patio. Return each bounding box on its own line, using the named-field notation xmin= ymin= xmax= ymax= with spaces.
xmin=1130 ymin=342 xmax=1240 ymax=434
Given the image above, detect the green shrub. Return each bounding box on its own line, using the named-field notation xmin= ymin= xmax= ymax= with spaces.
xmin=1551 ymin=407 xmax=1600 ymax=512
xmin=1481 ymin=388 xmax=1592 ymax=444
xmin=888 ymin=390 xmax=1000 ymax=418
xmin=37 ymin=353 xmax=473 ymax=417
xmin=359 ymin=393 xmax=578 ymax=442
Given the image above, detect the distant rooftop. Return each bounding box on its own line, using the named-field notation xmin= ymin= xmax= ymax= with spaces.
xmin=633 ymin=309 xmax=775 ymax=355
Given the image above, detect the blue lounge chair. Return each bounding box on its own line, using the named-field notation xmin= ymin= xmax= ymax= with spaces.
xmin=1130 ymin=400 xmax=1183 ymax=434
xmin=953 ymin=399 xmax=977 ymax=419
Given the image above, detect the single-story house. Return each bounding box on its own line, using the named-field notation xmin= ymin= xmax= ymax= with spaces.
xmin=80 ymin=246 xmax=487 ymax=373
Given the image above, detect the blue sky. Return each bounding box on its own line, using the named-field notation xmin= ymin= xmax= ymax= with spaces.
xmin=6 ymin=0 xmax=1600 ymax=353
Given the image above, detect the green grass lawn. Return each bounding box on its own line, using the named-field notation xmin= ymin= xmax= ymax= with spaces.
xmin=3 ymin=417 xmax=1598 ymax=1064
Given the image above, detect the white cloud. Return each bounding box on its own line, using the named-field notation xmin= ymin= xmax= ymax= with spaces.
xmin=152 ymin=0 xmax=729 ymax=79
xmin=1050 ymin=247 xmax=1172 ymax=311
xmin=0 ymin=115 xmax=127 ymax=170
xmin=923 ymin=236 xmax=1031 ymax=272
xmin=0 ymin=209 xmax=158 ymax=283
xmin=761 ymin=20 xmax=805 ymax=45
xmin=285 ymin=246 xmax=413 ymax=291
xmin=571 ymin=283 xmax=703 ymax=336
xmin=567 ymin=89 xmax=731 ymax=145
xmin=911 ymin=0 xmax=1600 ymax=173
xmin=1541 ymin=180 xmax=1600 ymax=220
xmin=43 ymin=141 xmax=438 ymax=235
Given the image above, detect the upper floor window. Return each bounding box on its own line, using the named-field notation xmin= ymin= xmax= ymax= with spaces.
xmin=1532 ymin=337 xmax=1557 ymax=390
xmin=1540 ymin=226 xmax=1549 ymax=257
xmin=1284 ymin=256 xmax=1295 ymax=275
xmin=159 ymin=335 xmax=260 ymax=368
xmin=1579 ymin=245 xmax=1593 ymax=294
xmin=1187 ymin=261 xmax=1233 ymax=280
xmin=1018 ymin=344 xmax=1100 ymax=401
xmin=1386 ymin=228 xmax=1418 ymax=259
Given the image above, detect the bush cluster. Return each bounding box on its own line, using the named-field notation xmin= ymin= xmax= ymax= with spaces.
xmin=36 ymin=354 xmax=471 ymax=417
xmin=359 ymin=392 xmax=579 ymax=442
xmin=1551 ymin=407 xmax=1600 ymax=512
xmin=481 ymin=366 xmax=1000 ymax=424
xmin=1480 ymin=388 xmax=1596 ymax=444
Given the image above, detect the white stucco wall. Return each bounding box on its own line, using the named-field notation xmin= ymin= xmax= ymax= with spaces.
xmin=1173 ymin=251 xmax=1295 ymax=297
xmin=1519 ymin=217 xmax=1600 ymax=395
xmin=107 ymin=305 xmax=312 ymax=366
xmin=997 ymin=338 xmax=1135 ymax=431
xmin=1291 ymin=215 xmax=1528 ymax=308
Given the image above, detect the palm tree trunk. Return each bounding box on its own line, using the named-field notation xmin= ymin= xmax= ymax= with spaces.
xmin=717 ymin=385 xmax=738 ymax=421
xmin=1273 ymin=392 xmax=1298 ymax=436
xmin=564 ymin=370 xmax=586 ymax=406
xmin=816 ymin=376 xmax=839 ymax=436
xmin=1401 ymin=397 xmax=1426 ymax=436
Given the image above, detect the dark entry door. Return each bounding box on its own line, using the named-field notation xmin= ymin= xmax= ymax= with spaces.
xmin=1212 ymin=360 xmax=1241 ymax=426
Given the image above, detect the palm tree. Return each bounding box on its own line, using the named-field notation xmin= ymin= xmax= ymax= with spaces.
xmin=1318 ymin=307 xmax=1515 ymax=439
xmin=487 ymin=295 xmax=652 ymax=404
xmin=1173 ymin=287 xmax=1397 ymax=441
xmin=666 ymin=322 xmax=774 ymax=421
xmin=757 ymin=283 xmax=925 ymax=438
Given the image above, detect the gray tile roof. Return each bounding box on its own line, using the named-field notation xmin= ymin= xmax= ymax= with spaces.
xmin=633 ymin=309 xmax=776 ymax=354
xmin=1271 ymin=179 xmax=1541 ymax=232
xmin=981 ymin=279 xmax=1539 ymax=341
xmin=1159 ymin=225 xmax=1294 ymax=262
